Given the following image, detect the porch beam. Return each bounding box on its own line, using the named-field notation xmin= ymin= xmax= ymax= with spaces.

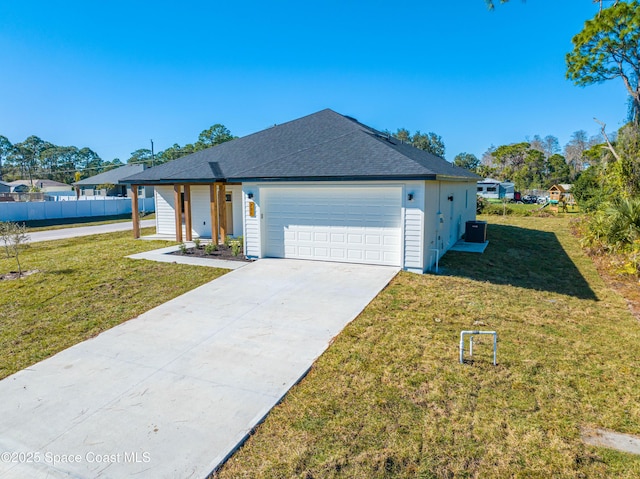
xmin=174 ymin=184 xmax=183 ymax=242
xmin=131 ymin=185 xmax=140 ymax=239
xmin=184 ymin=184 xmax=192 ymax=241
xmin=217 ymin=183 xmax=227 ymax=244
xmin=209 ymin=184 xmax=218 ymax=244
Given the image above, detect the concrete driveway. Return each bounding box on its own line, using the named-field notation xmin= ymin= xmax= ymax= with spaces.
xmin=0 ymin=259 xmax=398 ymax=478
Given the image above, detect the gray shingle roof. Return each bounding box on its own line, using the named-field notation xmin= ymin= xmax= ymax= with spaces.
xmin=75 ymin=164 xmax=145 ymax=186
xmin=121 ymin=109 xmax=480 ymax=185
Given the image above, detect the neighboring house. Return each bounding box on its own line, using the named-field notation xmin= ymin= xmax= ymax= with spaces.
xmin=122 ymin=109 xmax=480 ymax=273
xmin=9 ymin=179 xmax=72 ymax=193
xmin=74 ymin=164 xmax=154 ymax=198
xmin=477 ymin=178 xmax=515 ymax=200
xmin=0 ymin=181 xmax=10 ymax=193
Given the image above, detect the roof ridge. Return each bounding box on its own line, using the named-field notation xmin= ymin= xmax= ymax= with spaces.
xmin=231 ymin=129 xmax=363 ymax=177
xmin=225 ymin=108 xmax=339 ymax=145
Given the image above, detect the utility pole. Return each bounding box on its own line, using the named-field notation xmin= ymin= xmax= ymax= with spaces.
xmin=150 ymin=139 xmax=155 ymax=167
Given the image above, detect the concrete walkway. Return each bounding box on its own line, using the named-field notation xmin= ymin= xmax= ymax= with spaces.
xmin=127 ymin=244 xmax=248 ymax=270
xmin=29 ymin=219 xmax=155 ymax=243
xmin=0 ymin=259 xmax=398 ymax=478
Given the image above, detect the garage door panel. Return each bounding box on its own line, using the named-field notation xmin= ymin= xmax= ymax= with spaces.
xmin=347 ymin=249 xmax=363 ymax=260
xmin=330 ymin=233 xmax=345 ymax=243
xmin=298 ymin=231 xmax=312 ymax=241
xmin=346 ymin=233 xmax=362 ymax=244
xmin=264 ymin=187 xmax=402 ymax=266
xmin=365 ymin=250 xmax=381 ymax=261
xmin=314 ymin=247 xmax=329 ymax=257
xmin=330 ymin=249 xmax=345 ymax=259
xmin=365 ymin=235 xmax=381 ymax=245
xmin=384 ymin=234 xmax=401 ymax=246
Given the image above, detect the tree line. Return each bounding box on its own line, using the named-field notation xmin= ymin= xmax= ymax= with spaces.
xmin=451 ymin=130 xmax=604 ymax=191
xmin=485 ymin=0 xmax=640 ymax=278
xmin=0 ymin=124 xmax=235 ymax=186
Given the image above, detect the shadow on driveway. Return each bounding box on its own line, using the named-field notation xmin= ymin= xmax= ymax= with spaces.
xmin=441 ymin=223 xmax=598 ymax=300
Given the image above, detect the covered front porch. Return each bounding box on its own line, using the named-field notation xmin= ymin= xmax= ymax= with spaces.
xmin=130 ymin=182 xmax=242 ymax=243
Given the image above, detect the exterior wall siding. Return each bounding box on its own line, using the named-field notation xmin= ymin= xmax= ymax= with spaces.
xmin=155 ymin=186 xmax=176 ymax=236
xmin=423 ymin=180 xmax=477 ymax=272
xmin=423 ymin=182 xmax=442 ymax=272
xmin=242 ymin=186 xmax=261 ymax=258
xmin=402 ymin=180 xmax=425 ymax=273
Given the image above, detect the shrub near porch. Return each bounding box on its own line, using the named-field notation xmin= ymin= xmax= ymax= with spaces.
xmin=214 ymin=216 xmax=640 ymax=479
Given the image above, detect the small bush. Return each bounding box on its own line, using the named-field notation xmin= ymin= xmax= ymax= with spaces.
xmin=483 ymin=204 xmax=514 ymax=215
xmin=178 ymin=243 xmax=187 ymax=254
xmin=204 ymin=243 xmax=218 ymax=255
xmin=476 ymin=196 xmax=486 ymax=214
xmin=577 ymin=198 xmax=640 ymax=277
xmin=194 ymin=238 xmax=202 ymax=249
xmin=0 ymin=221 xmax=30 ymax=276
xmin=229 ymin=236 xmax=244 ymax=257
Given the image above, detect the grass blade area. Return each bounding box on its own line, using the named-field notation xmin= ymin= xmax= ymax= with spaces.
xmin=214 ymin=216 xmax=640 ymax=478
xmin=0 ymin=228 xmax=226 ymax=380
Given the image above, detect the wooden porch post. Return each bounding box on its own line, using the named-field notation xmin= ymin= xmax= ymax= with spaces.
xmin=217 ymin=183 xmax=227 ymax=244
xmin=184 ymin=184 xmax=192 ymax=241
xmin=131 ymin=185 xmax=140 ymax=239
xmin=174 ymin=184 xmax=183 ymax=242
xmin=209 ymin=184 xmax=218 ymax=244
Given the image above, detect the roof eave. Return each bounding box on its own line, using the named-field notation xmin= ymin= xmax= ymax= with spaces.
xmin=235 ymin=174 xmax=439 ymax=182
xmin=435 ymin=174 xmax=482 ymax=182
xmin=118 ymin=177 xmax=225 ymax=185
xmin=120 ymin=174 xmax=484 ymax=185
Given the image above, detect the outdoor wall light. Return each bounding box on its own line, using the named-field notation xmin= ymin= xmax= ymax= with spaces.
xmin=407 ymin=193 xmax=414 ymax=201
xmin=447 ymin=195 xmax=454 ymax=201
xmin=247 ymin=192 xmax=254 ymax=199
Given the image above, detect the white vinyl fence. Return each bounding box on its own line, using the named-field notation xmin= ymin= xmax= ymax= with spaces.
xmin=0 ymin=197 xmax=154 ymax=222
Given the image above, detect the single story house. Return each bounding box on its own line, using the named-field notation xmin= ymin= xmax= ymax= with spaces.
xmin=74 ymin=164 xmax=154 ymax=198
xmin=121 ymin=109 xmax=480 ymax=273
xmin=9 ymin=179 xmax=72 ymax=193
xmin=477 ymin=178 xmax=515 ymax=200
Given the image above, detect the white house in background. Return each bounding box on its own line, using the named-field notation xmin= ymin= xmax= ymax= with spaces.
xmin=9 ymin=179 xmax=72 ymax=193
xmin=74 ymin=164 xmax=154 ymax=198
xmin=477 ymin=178 xmax=515 ymax=200
xmin=121 ymin=109 xmax=480 ymax=273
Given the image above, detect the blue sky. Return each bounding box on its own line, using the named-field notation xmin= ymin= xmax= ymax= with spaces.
xmin=0 ymin=1 xmax=629 ymax=164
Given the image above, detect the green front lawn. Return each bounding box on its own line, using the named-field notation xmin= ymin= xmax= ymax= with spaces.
xmin=0 ymin=228 xmax=226 ymax=379
xmin=214 ymin=216 xmax=640 ymax=478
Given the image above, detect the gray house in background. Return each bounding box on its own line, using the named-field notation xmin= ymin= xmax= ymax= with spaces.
xmin=75 ymin=164 xmax=154 ymax=198
xmin=0 ymin=181 xmax=10 ymax=193
xmin=9 ymin=179 xmax=73 ymax=193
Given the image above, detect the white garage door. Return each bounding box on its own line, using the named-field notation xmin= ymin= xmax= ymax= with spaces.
xmin=263 ymin=187 xmax=402 ymax=266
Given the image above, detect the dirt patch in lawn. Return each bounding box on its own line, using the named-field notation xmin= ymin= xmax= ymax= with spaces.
xmin=590 ymin=254 xmax=640 ymax=322
xmin=168 ymin=245 xmax=251 ymax=263
xmin=0 ymin=270 xmax=40 ymax=281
